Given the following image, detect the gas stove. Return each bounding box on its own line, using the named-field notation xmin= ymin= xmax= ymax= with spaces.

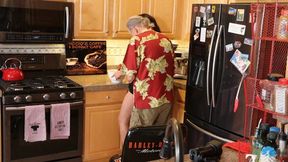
xmin=0 ymin=44 xmax=84 ymax=105
xmin=0 ymin=76 xmax=83 ymax=105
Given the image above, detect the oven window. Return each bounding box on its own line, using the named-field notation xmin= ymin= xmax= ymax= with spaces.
xmin=4 ymin=105 xmax=82 ymax=161
xmin=0 ymin=7 xmax=65 ymax=33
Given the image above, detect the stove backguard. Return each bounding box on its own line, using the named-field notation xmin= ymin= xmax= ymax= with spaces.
xmin=0 ymin=44 xmax=66 ymax=77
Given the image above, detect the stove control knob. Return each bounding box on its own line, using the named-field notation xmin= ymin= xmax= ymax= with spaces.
xmin=14 ymin=96 xmax=22 ymax=103
xmin=60 ymin=93 xmax=66 ymax=99
xmin=69 ymin=92 xmax=76 ymax=99
xmin=25 ymin=95 xmax=32 ymax=102
xmin=43 ymin=94 xmax=50 ymax=101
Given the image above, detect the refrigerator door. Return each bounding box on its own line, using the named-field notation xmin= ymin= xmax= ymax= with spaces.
xmin=184 ymin=113 xmax=234 ymax=150
xmin=211 ymin=4 xmax=252 ymax=137
xmin=185 ymin=4 xmax=222 ymax=122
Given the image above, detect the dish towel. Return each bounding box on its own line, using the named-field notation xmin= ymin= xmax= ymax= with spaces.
xmin=24 ymin=105 xmax=47 ymax=142
xmin=50 ymin=103 xmax=70 ymax=140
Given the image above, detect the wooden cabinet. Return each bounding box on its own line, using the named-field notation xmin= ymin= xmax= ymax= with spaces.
xmin=172 ymin=87 xmax=186 ymax=123
xmin=145 ymin=0 xmax=179 ymax=39
xmin=72 ymin=0 xmax=179 ymax=39
xmin=83 ymin=88 xmax=127 ymax=162
xmin=228 ymin=0 xmax=285 ymax=3
xmin=111 ymin=0 xmax=147 ymax=38
xmin=72 ymin=0 xmax=109 ymax=39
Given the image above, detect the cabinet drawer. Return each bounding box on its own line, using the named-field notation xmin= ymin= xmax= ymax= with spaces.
xmin=85 ymin=89 xmax=127 ymax=106
xmin=174 ymin=88 xmax=186 ymax=103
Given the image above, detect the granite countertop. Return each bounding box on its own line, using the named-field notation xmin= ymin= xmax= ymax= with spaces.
xmin=66 ymin=74 xmax=128 ymax=91
xmin=67 ymin=74 xmax=187 ymax=91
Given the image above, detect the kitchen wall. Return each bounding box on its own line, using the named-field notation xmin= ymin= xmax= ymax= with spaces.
xmin=98 ymin=39 xmax=190 ymax=68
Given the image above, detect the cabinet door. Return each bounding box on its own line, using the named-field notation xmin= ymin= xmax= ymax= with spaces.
xmin=84 ymin=104 xmax=121 ymax=161
xmin=112 ymin=0 xmax=147 ymax=38
xmin=228 ymin=0 xmax=274 ymax=3
xmin=73 ymin=0 xmax=109 ymax=39
xmin=172 ymin=88 xmax=186 ymax=123
xmin=83 ymin=89 xmax=127 ymax=161
xmin=204 ymin=0 xmax=228 ymax=3
xmin=146 ymin=0 xmax=178 ymax=39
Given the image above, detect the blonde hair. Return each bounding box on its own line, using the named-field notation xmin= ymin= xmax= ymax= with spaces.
xmin=127 ymin=16 xmax=150 ymax=30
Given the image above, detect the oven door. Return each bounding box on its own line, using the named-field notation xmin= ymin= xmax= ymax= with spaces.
xmin=2 ymin=101 xmax=83 ymax=162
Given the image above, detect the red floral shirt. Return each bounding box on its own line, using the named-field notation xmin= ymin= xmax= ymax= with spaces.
xmin=122 ymin=30 xmax=174 ymax=109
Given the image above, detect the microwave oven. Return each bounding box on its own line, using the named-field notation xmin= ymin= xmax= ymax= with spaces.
xmin=0 ymin=0 xmax=74 ymax=43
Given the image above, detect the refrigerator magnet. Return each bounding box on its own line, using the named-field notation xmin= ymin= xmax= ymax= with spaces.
xmin=212 ymin=6 xmax=216 ymax=13
xmin=228 ymin=7 xmax=237 ymax=16
xmin=230 ymin=50 xmax=251 ymax=74
xmin=206 ymin=5 xmax=211 ymax=13
xmin=236 ymin=9 xmax=245 ymax=22
xmin=225 ymin=43 xmax=234 ymax=52
xmin=207 ymin=17 xmax=214 ymax=26
xmin=194 ymin=6 xmax=198 ymax=13
xmin=200 ymin=28 xmax=207 ymax=43
xmin=206 ymin=30 xmax=213 ymax=38
xmin=244 ymin=38 xmax=253 ymax=46
xmin=195 ymin=16 xmax=201 ymax=27
xmin=228 ymin=23 xmax=246 ymax=36
xmin=200 ymin=6 xmax=206 ymax=13
xmin=234 ymin=41 xmax=242 ymax=49
xmin=194 ymin=28 xmax=200 ymax=40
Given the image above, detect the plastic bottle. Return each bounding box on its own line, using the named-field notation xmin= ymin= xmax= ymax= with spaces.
xmin=277 ymin=9 xmax=288 ymax=40
xmin=253 ymin=123 xmax=270 ymax=161
xmin=265 ymin=127 xmax=280 ymax=149
xmin=259 ymin=73 xmax=283 ymax=111
xmin=274 ymin=78 xmax=288 ymax=115
xmin=278 ymin=122 xmax=288 ymax=157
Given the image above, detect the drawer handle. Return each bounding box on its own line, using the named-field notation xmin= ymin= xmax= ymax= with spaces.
xmin=106 ymin=96 xmax=110 ymax=99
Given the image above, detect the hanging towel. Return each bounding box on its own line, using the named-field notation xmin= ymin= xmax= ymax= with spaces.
xmin=24 ymin=105 xmax=47 ymax=142
xmin=50 ymin=103 xmax=70 ymax=140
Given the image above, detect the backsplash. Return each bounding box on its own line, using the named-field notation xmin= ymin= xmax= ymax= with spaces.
xmin=75 ymin=39 xmax=189 ymax=68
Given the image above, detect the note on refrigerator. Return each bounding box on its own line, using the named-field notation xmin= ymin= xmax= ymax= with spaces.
xmin=228 ymin=23 xmax=246 ymax=36
xmin=195 ymin=16 xmax=201 ymax=27
xmin=200 ymin=28 xmax=207 ymax=42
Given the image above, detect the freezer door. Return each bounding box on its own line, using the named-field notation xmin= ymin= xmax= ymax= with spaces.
xmin=184 ymin=113 xmax=235 ymax=151
xmin=211 ymin=4 xmax=252 ymax=137
xmin=185 ymin=4 xmax=221 ymax=122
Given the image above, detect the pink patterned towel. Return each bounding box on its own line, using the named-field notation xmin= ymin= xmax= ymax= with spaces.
xmin=24 ymin=105 xmax=47 ymax=142
xmin=50 ymin=103 xmax=70 ymax=140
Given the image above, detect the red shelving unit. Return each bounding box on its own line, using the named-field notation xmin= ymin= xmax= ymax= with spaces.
xmin=246 ymin=2 xmax=288 ymax=122
xmin=244 ymin=1 xmax=288 ymax=161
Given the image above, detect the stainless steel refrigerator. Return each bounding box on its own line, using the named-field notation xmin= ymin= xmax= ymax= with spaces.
xmin=184 ymin=4 xmax=253 ymax=149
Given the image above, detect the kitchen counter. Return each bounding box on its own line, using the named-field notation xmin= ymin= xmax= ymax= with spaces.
xmin=67 ymin=74 xmax=187 ymax=91
xmin=66 ymin=74 xmax=128 ymax=91
xmin=150 ymin=147 xmax=244 ymax=162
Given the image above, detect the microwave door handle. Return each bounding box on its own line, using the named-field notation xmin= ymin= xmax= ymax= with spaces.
xmin=65 ymin=6 xmax=69 ymax=39
xmin=206 ymin=25 xmax=217 ymax=106
xmin=211 ymin=25 xmax=223 ymax=107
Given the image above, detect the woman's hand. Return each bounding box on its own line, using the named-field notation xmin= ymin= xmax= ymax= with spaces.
xmin=114 ymin=70 xmax=122 ymax=79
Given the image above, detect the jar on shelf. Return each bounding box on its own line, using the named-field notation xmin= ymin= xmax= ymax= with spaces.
xmin=259 ymin=73 xmax=283 ymax=111
xmin=274 ymin=78 xmax=288 ymax=115
xmin=277 ymin=9 xmax=288 ymax=40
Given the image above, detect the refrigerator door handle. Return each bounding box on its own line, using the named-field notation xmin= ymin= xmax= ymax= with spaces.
xmin=206 ymin=25 xmax=217 ymax=106
xmin=211 ymin=25 xmax=223 ymax=107
xmin=186 ymin=118 xmax=233 ymax=143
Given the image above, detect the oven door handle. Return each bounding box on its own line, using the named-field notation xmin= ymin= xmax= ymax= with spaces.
xmin=5 ymin=101 xmax=83 ymax=111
